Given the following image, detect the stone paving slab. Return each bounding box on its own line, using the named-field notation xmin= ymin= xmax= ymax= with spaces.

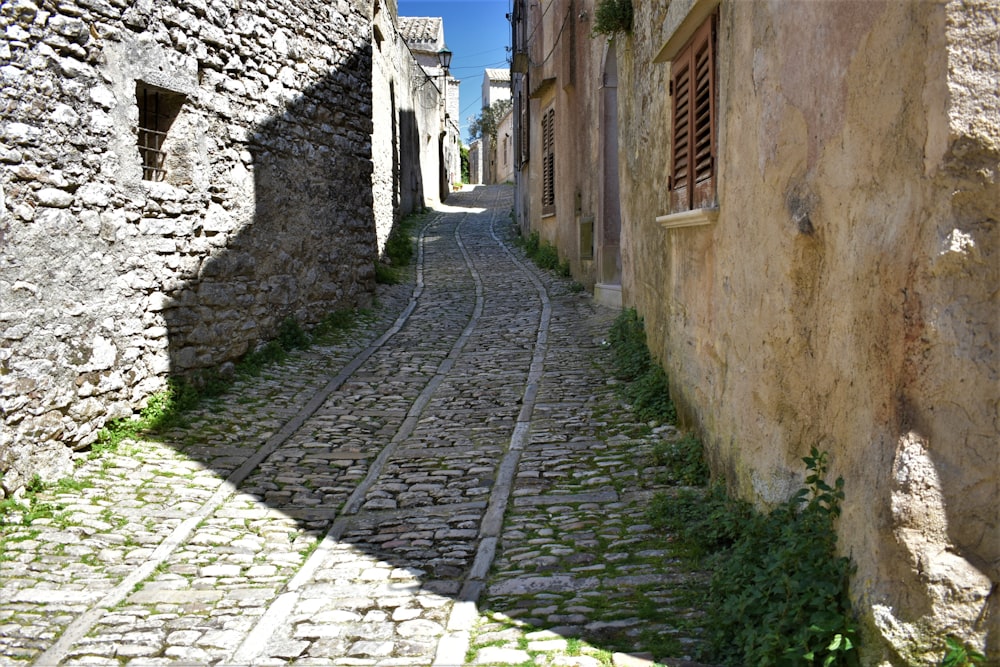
xmin=0 ymin=185 xmax=710 ymax=667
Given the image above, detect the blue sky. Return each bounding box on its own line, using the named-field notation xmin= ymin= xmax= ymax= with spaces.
xmin=398 ymin=0 xmax=512 ymax=142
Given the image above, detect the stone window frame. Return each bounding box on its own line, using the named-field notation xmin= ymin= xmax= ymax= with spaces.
xmin=136 ymin=81 xmax=186 ymax=182
xmin=655 ymin=0 xmax=721 ymax=230
xmin=541 ymin=105 xmax=555 ymax=216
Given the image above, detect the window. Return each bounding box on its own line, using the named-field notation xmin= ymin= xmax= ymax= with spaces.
xmin=669 ymin=12 xmax=716 ymax=214
xmin=541 ymin=107 xmax=555 ymax=215
xmin=137 ymin=82 xmax=185 ymax=182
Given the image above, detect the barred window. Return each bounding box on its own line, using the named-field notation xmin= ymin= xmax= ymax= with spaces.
xmin=541 ymin=107 xmax=555 ymax=215
xmin=137 ymin=83 xmax=185 ymax=182
xmin=669 ymin=12 xmax=717 ymax=213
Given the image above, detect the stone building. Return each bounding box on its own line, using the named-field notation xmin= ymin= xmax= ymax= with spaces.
xmin=373 ymin=1 xmax=456 ymax=241
xmin=481 ymin=67 xmax=511 ymax=185
xmin=468 ymin=137 xmax=484 ymax=185
xmin=397 ymin=15 xmax=462 ymax=193
xmin=494 ymin=104 xmax=515 ymax=185
xmin=0 ymin=0 xmax=451 ymax=495
xmin=512 ymin=0 xmax=998 ymax=663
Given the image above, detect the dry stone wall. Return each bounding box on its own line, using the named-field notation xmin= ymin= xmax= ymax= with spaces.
xmin=0 ymin=0 xmax=376 ymax=494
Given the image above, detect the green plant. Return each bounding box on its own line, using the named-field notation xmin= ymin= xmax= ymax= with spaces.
xmin=534 ymin=243 xmax=561 ymax=270
xmin=277 ymin=316 xmax=309 ymax=350
xmin=374 ymin=261 xmax=400 ymax=284
xmin=94 ymin=307 xmax=365 ymax=455
xmin=607 ymin=309 xmax=676 ymax=423
xmin=652 ymin=434 xmax=710 ymax=486
xmin=940 ymin=637 xmax=986 ymax=667
xmin=469 ymin=99 xmax=513 ymax=147
xmin=608 ymin=308 xmax=651 ymax=381
xmin=706 ymin=448 xmax=858 ymax=666
xmin=592 ymin=0 xmax=633 ymax=36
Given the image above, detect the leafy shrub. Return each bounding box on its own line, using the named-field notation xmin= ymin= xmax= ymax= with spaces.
xmin=648 ymin=450 xmax=858 ymax=665
xmin=705 ymin=449 xmax=858 ymax=666
xmin=592 ymin=0 xmax=633 ymax=36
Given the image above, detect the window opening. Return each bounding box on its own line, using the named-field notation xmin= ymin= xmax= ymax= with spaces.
xmin=137 ymin=82 xmax=185 ymax=182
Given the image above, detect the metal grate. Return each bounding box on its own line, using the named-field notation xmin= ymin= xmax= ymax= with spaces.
xmin=137 ymin=85 xmax=183 ymax=182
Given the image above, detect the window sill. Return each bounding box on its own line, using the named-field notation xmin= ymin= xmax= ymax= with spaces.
xmin=656 ymin=207 xmax=718 ymax=229
xmin=541 ymin=211 xmax=556 ymax=219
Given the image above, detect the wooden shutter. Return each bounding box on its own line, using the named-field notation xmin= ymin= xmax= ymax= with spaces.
xmin=670 ymin=13 xmax=716 ymax=213
xmin=542 ymin=107 xmax=555 ymax=214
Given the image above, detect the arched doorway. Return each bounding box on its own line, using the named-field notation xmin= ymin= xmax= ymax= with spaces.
xmin=596 ymin=42 xmax=622 ymax=308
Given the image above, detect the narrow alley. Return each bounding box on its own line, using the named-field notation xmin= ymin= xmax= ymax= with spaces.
xmin=0 ymin=185 xmax=704 ymax=667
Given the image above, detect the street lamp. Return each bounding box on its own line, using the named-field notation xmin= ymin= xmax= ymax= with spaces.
xmin=437 ymin=44 xmax=454 ymax=192
xmin=437 ymin=45 xmax=453 ymax=73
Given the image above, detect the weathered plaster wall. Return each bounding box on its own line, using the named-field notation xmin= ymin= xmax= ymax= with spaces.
xmin=524 ymin=0 xmax=608 ymax=288
xmin=0 ymin=0 xmax=377 ymax=493
xmin=372 ymin=0 xmax=443 ymax=250
xmin=619 ymin=0 xmax=997 ymax=662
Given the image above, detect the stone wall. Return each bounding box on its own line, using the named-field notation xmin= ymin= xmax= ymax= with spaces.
xmin=617 ymin=0 xmax=998 ymax=662
xmin=0 ymin=0 xmax=377 ymax=493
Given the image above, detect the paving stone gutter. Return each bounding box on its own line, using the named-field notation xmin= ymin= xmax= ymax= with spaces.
xmin=0 ymin=184 xmax=715 ymax=667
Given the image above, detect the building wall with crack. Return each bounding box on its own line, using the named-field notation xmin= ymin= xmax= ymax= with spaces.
xmin=615 ymin=0 xmax=998 ymax=662
xmin=0 ymin=0 xmax=377 ymax=492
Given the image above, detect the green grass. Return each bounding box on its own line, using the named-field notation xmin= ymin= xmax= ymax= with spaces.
xmin=376 ymin=208 xmax=427 ymax=284
xmin=608 ymin=309 xmax=676 ymax=423
xmin=93 ymin=307 xmax=366 ymax=455
xmin=518 ymin=231 xmax=572 ymax=277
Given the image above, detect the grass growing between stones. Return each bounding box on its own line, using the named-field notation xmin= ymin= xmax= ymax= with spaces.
xmin=516 ymin=230 xmax=572 ymax=278
xmin=91 ymin=308 xmax=369 ymax=455
xmin=608 ymin=309 xmax=676 ymax=424
xmin=376 ymin=207 xmax=428 ymax=284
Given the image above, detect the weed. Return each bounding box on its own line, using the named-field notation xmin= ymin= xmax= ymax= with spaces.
xmin=607 ymin=309 xmax=676 ymax=423
xmin=26 ymin=475 xmax=45 ymax=493
xmin=692 ymin=450 xmax=858 ymax=665
xmin=374 ymin=261 xmax=400 ymax=284
xmin=608 ymin=308 xmax=651 ymax=381
xmin=651 ymin=434 xmax=709 ymax=486
xmin=93 ymin=306 xmax=365 ymax=456
xmin=940 ymin=637 xmax=986 ymax=667
xmin=277 ymin=317 xmax=309 ymax=350
xmin=592 ymin=0 xmax=633 ymax=36
xmin=54 ymin=477 xmax=94 ymax=493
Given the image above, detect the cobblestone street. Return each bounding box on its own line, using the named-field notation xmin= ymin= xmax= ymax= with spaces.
xmin=1 ymin=185 xmax=705 ymax=667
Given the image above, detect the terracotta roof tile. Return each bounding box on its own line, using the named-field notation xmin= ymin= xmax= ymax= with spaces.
xmin=398 ymin=16 xmax=442 ymax=49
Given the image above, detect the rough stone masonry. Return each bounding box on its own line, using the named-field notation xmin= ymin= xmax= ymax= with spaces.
xmin=0 ymin=0 xmax=377 ymax=494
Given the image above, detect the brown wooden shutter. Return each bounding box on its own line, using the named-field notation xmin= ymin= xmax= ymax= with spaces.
xmin=669 ymin=55 xmax=691 ymax=213
xmin=670 ymin=13 xmax=716 ymax=213
xmin=542 ymin=108 xmax=555 ymax=214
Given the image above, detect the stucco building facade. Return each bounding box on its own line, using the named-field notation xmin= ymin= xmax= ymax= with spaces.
xmin=512 ymin=0 xmax=999 ymax=663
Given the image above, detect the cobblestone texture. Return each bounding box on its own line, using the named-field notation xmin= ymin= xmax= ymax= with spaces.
xmin=0 ymin=185 xmax=709 ymax=667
